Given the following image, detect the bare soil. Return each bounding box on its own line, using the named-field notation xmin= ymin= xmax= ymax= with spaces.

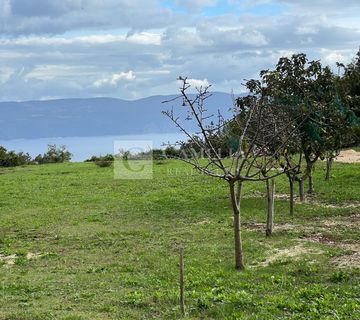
xmin=335 ymin=149 xmax=360 ymax=163
xmin=0 ymin=252 xmax=43 ymax=267
xmin=255 ymin=243 xmax=323 ymax=268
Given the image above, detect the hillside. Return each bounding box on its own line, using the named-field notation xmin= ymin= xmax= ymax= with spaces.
xmin=0 ymin=160 xmax=359 ymax=319
xmin=0 ymin=93 xmax=234 ymax=140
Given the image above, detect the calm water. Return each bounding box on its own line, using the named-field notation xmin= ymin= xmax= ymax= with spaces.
xmin=0 ymin=133 xmax=184 ymax=162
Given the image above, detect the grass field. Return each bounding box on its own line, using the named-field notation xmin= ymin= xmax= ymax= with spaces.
xmin=0 ymin=160 xmax=359 ymax=319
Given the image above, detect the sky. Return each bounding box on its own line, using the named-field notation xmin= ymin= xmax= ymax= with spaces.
xmin=0 ymin=0 xmax=359 ymax=102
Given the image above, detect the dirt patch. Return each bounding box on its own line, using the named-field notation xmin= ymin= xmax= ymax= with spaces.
xmin=0 ymin=252 xmax=43 ymax=267
xmin=243 ymin=222 xmax=298 ymax=232
xmin=307 ymin=200 xmax=360 ymax=209
xmin=196 ymin=219 xmax=212 ymax=225
xmin=335 ymin=149 xmax=360 ymax=163
xmin=0 ymin=254 xmax=17 ymax=266
xmin=321 ymin=214 xmax=360 ymax=229
xmin=331 ymin=251 xmax=360 ymax=268
xmin=255 ymin=243 xmax=323 ymax=268
xmin=243 ymin=214 xmax=360 ymax=234
xmin=303 ymin=233 xmax=360 ymax=269
xmin=303 ymin=233 xmax=337 ymax=245
xmin=244 ymin=190 xmax=360 ymax=211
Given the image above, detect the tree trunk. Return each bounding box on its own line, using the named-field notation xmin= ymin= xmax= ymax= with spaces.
xmin=229 ymin=181 xmax=245 ymax=270
xmin=266 ymin=179 xmax=275 ymax=236
xmin=299 ymin=179 xmax=305 ymax=202
xmin=308 ymin=172 xmax=314 ymax=194
xmin=325 ymin=157 xmax=333 ymax=181
xmin=288 ymin=175 xmax=294 ymax=215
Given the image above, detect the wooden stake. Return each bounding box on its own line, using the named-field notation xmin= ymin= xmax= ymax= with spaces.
xmin=179 ymin=246 xmax=185 ymax=316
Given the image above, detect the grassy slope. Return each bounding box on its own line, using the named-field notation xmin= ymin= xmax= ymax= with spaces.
xmin=0 ymin=160 xmax=359 ymax=319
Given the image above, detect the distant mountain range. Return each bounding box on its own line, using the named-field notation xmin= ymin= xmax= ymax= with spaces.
xmin=0 ymin=93 xmax=235 ymax=140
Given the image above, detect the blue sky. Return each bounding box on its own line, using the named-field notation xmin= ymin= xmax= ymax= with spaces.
xmin=0 ymin=0 xmax=359 ymax=101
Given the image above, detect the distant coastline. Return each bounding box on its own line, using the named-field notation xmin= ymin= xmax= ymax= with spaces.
xmin=0 ymin=133 xmax=184 ymax=162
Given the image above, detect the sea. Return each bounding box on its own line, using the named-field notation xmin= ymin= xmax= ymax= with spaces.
xmin=0 ymin=133 xmax=184 ymax=162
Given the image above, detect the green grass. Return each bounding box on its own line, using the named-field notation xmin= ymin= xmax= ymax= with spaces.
xmin=0 ymin=160 xmax=359 ymax=319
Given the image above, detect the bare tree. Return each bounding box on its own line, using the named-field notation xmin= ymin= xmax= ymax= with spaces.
xmin=163 ymin=77 xmax=302 ymax=269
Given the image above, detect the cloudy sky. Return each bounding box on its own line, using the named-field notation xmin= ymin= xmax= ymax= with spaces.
xmin=0 ymin=0 xmax=359 ymax=101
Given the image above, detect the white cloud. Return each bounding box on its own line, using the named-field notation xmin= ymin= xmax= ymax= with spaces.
xmin=0 ymin=0 xmax=174 ymax=36
xmin=186 ymin=78 xmax=210 ymax=88
xmin=320 ymin=49 xmax=354 ymax=66
xmin=295 ymin=26 xmax=319 ymax=35
xmin=0 ymin=32 xmax=161 ymax=46
xmin=94 ymin=71 xmax=136 ymax=87
xmin=0 ymin=0 xmax=359 ymax=101
xmin=25 ymin=65 xmax=96 ymax=81
xmin=0 ymin=67 xmax=14 ymax=85
xmin=324 ymin=52 xmax=344 ymax=64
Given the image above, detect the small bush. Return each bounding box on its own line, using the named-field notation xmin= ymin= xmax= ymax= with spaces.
xmin=95 ymin=159 xmax=113 ymax=167
xmin=86 ymin=154 xmax=114 ymax=167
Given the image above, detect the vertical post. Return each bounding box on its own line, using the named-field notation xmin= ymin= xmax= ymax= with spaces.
xmin=179 ymin=246 xmax=185 ymax=316
xmin=266 ymin=179 xmax=275 ymax=236
xmin=288 ymin=175 xmax=294 ymax=215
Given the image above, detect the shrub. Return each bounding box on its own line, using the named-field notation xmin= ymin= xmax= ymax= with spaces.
xmin=95 ymin=159 xmax=113 ymax=167
xmin=85 ymin=154 xmax=114 ymax=167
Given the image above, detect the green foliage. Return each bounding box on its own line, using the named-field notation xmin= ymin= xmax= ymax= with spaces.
xmin=95 ymin=159 xmax=113 ymax=167
xmin=0 ymin=146 xmax=31 ymax=167
xmin=85 ymin=154 xmax=114 ymax=162
xmin=262 ymin=53 xmax=352 ymax=159
xmin=34 ymin=144 xmax=72 ymax=164
xmin=337 ymin=48 xmax=360 ymax=147
xmin=330 ymin=270 xmax=351 ymax=283
xmin=85 ymin=154 xmax=114 ymax=167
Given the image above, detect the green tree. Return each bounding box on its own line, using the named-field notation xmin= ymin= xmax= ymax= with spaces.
xmin=259 ymin=53 xmax=354 ymax=201
xmin=0 ymin=146 xmax=31 ymax=167
xmin=336 ymin=48 xmax=360 ymax=148
xmin=35 ymin=144 xmax=72 ymax=164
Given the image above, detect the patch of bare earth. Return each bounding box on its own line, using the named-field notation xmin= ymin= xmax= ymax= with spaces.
xmin=250 ymin=214 xmax=359 ymax=268
xmin=243 ymin=222 xmax=298 ymax=232
xmin=321 ymin=213 xmax=360 ymax=229
xmin=305 ymin=234 xmax=360 ymax=268
xmin=335 ymin=149 xmax=360 ymax=163
xmin=254 ymin=243 xmax=323 ymax=268
xmin=0 ymin=252 xmax=43 ymax=267
xmin=302 ymin=214 xmax=360 ymax=269
xmin=196 ymin=219 xmax=212 ymax=225
xmin=306 ymin=200 xmax=360 ymax=209
xmin=245 ymin=191 xmax=360 ymax=209
xmin=244 ymin=214 xmax=360 ymax=234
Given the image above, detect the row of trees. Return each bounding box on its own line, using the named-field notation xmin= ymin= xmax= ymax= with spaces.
xmin=0 ymin=147 xmax=31 ymax=167
xmin=0 ymin=144 xmax=72 ymax=167
xmin=163 ymin=50 xmax=360 ymax=269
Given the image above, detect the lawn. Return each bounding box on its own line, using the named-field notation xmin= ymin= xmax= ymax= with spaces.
xmin=0 ymin=160 xmax=359 ymax=319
